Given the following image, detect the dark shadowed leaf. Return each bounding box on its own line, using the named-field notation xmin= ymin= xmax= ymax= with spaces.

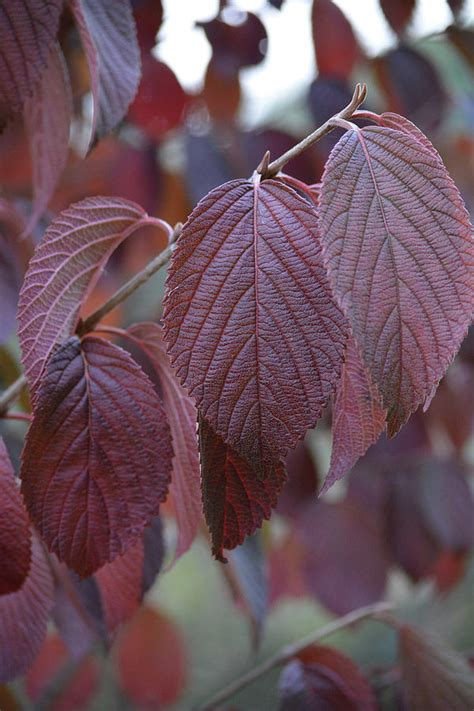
xmin=0 ymin=536 xmax=54 ymax=682
xmin=132 ymin=0 xmax=163 ymax=51
xmin=0 ymin=0 xmax=63 ymax=128
xmin=228 ymin=532 xmax=268 ymax=643
xmin=322 ymin=337 xmax=386 ymax=494
xmin=201 ymin=59 xmax=241 ymax=124
xmin=380 ymin=0 xmax=416 ymax=35
xmin=319 ymin=124 xmax=474 ymax=435
xmin=142 ymin=516 xmax=165 ymax=595
xmin=298 ymin=500 xmax=389 ymax=614
xmin=199 ymin=416 xmax=287 ymax=561
xmin=0 ymin=229 xmax=22 ymax=344
xmin=198 ymin=11 xmax=267 ymax=73
xmin=164 ymin=178 xmax=348 ymax=471
xmin=21 ymin=336 xmax=173 ymax=576
xmin=127 ymin=323 xmax=201 ymax=561
xmin=23 ymin=44 xmax=72 ymax=237
xmin=398 ymin=624 xmax=474 ymax=710
xmin=308 ymin=77 xmax=354 ymax=162
xmin=277 ymin=440 xmax=319 ymax=519
xmin=115 ymin=607 xmax=187 ymax=709
xmin=18 ymin=196 xmax=150 ymax=395
xmin=70 ymin=0 xmax=141 ymax=147
xmin=279 ymin=645 xmax=376 ymax=710
xmin=311 ymin=0 xmax=360 ymax=80
xmin=0 ymin=439 xmax=31 ymax=595
xmin=127 ymin=55 xmax=187 ymax=139
xmin=373 ymin=46 xmax=446 ymax=131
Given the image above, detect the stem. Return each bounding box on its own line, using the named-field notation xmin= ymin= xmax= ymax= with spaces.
xmin=1 ymin=411 xmax=32 ymax=423
xmin=262 ymin=83 xmax=367 ymax=179
xmin=0 ymin=374 xmax=28 ymax=416
xmin=196 ymin=601 xmax=392 ymax=710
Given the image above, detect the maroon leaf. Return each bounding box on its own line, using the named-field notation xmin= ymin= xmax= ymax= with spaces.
xmin=21 ymin=335 xmax=173 ymax=576
xmin=0 ymin=229 xmax=22 ymax=344
xmin=115 ymin=607 xmax=187 ymax=709
xmin=163 ymin=178 xmax=348 ymax=471
xmin=447 ymin=0 xmax=466 ymax=19
xmin=132 ymin=0 xmax=163 ymax=51
xmin=277 ymin=441 xmax=319 ymax=519
xmin=126 ymin=323 xmax=201 ymax=561
xmin=398 ymin=624 xmax=474 ymax=710
xmin=199 ymin=416 xmax=287 ymax=561
xmin=298 ymin=500 xmax=389 ymax=614
xmin=127 ymin=55 xmax=187 ymax=140
xmin=279 ymin=645 xmax=377 ymax=710
xmin=380 ymin=0 xmax=416 ymax=35
xmin=311 ymin=0 xmax=360 ymax=80
xmin=198 ymin=11 xmax=267 ymax=74
xmin=322 ymin=337 xmax=386 ymax=494
xmin=70 ymin=0 xmax=141 ymax=147
xmin=0 ymin=438 xmax=31 ymax=595
xmin=319 ymin=124 xmax=474 ymax=435
xmin=0 ymin=0 xmax=63 ymax=128
xmin=23 ymin=44 xmax=72 ymax=236
xmin=18 ymin=196 xmax=150 ymax=396
xmin=374 ymin=111 xmax=439 ymax=157
xmin=0 ymin=536 xmax=54 ymax=682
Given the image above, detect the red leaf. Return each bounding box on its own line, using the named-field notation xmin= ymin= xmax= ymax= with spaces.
xmin=23 ymin=44 xmax=72 ymax=236
xmin=127 ymin=323 xmax=201 ymax=561
xmin=198 ymin=11 xmax=267 ymax=73
xmin=127 ymin=55 xmax=187 ymax=140
xmin=0 ymin=536 xmax=54 ymax=682
xmin=18 ymin=196 xmax=150 ymax=395
xmin=319 ymin=125 xmax=474 ymax=436
xmin=311 ymin=0 xmax=360 ymax=80
xmin=163 ymin=178 xmax=347 ymax=471
xmin=322 ymin=337 xmax=386 ymax=494
xmin=199 ymin=416 xmax=287 ymax=561
xmin=0 ymin=0 xmax=63 ymax=128
xmin=279 ymin=645 xmax=377 ymax=710
xmin=21 ymin=335 xmax=173 ymax=576
xmin=133 ymin=0 xmax=163 ymax=52
xmin=398 ymin=624 xmax=474 ymax=710
xmin=380 ymin=0 xmax=416 ymax=35
xmin=277 ymin=441 xmax=319 ymax=519
xmin=0 ymin=438 xmax=31 ymax=595
xmin=375 ymin=111 xmax=439 ymax=157
xmin=115 ymin=607 xmax=187 ymax=709
xmin=25 ymin=634 xmax=98 ymax=711
xmin=70 ymin=0 xmax=141 ymax=148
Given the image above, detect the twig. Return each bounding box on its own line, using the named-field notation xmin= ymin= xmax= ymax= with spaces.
xmin=0 ymin=411 xmax=32 ymax=423
xmin=261 ymin=83 xmax=367 ymax=179
xmin=196 ymin=600 xmax=392 ymax=710
xmin=0 ymin=374 xmax=28 ymax=416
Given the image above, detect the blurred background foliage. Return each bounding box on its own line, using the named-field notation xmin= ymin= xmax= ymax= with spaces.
xmin=0 ymin=0 xmax=473 ymax=708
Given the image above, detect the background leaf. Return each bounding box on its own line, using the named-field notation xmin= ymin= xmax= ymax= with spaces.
xmin=311 ymin=0 xmax=360 ymax=80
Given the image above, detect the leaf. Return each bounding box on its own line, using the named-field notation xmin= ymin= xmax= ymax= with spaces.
xmin=0 ymin=228 xmax=22 ymax=345
xmin=228 ymin=532 xmax=268 ymax=643
xmin=199 ymin=416 xmax=287 ymax=561
xmin=311 ymin=0 xmax=360 ymax=80
xmin=277 ymin=440 xmax=319 ymax=519
xmin=163 ymin=178 xmax=348 ymax=471
xmin=375 ymin=111 xmax=439 ymax=157
xmin=319 ymin=124 xmax=474 ymax=436
xmin=279 ymin=645 xmax=377 ymax=710
xmin=198 ymin=11 xmax=267 ymax=73
xmin=0 ymin=536 xmax=54 ymax=682
xmin=380 ymin=0 xmax=416 ymax=35
xmin=141 ymin=516 xmax=165 ymax=595
xmin=21 ymin=335 xmax=173 ymax=576
xmin=18 ymin=196 xmax=149 ymax=396
xmin=126 ymin=323 xmax=201 ymax=561
xmin=0 ymin=0 xmax=63 ymax=129
xmin=23 ymin=44 xmax=72 ymax=236
xmin=0 ymin=438 xmax=31 ymax=595
xmin=322 ymin=337 xmax=386 ymax=495
xmin=398 ymin=624 xmax=474 ymax=710
xmin=115 ymin=607 xmax=187 ymax=709
xmin=447 ymin=0 xmax=466 ymax=19
xmin=70 ymin=0 xmax=141 ymax=148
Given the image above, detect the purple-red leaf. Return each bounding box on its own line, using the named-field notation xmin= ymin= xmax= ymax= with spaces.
xmin=199 ymin=416 xmax=287 ymax=561
xmin=163 ymin=178 xmax=348 ymax=471
xmin=279 ymin=645 xmax=377 ymax=710
xmin=322 ymin=337 xmax=386 ymax=494
xmin=380 ymin=0 xmax=416 ymax=35
xmin=319 ymin=124 xmax=474 ymax=436
xmin=198 ymin=11 xmax=267 ymax=73
xmin=0 ymin=228 xmax=22 ymax=344
xmin=0 ymin=536 xmax=54 ymax=682
xmin=0 ymin=438 xmax=31 ymax=595
xmin=23 ymin=44 xmax=72 ymax=237
xmin=70 ymin=0 xmax=141 ymax=147
xmin=0 ymin=0 xmax=63 ymax=128
xmin=21 ymin=335 xmax=173 ymax=576
xmin=398 ymin=624 xmax=474 ymax=710
xmin=311 ymin=0 xmax=360 ymax=80
xmin=277 ymin=440 xmax=319 ymax=519
xmin=127 ymin=323 xmax=201 ymax=561
xmin=18 ymin=196 xmax=149 ymax=396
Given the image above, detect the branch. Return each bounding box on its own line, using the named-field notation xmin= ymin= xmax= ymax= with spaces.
xmin=196 ymin=601 xmax=392 ymax=710
xmin=261 ymin=82 xmax=367 ymax=179
xmin=0 ymin=374 xmax=28 ymax=416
